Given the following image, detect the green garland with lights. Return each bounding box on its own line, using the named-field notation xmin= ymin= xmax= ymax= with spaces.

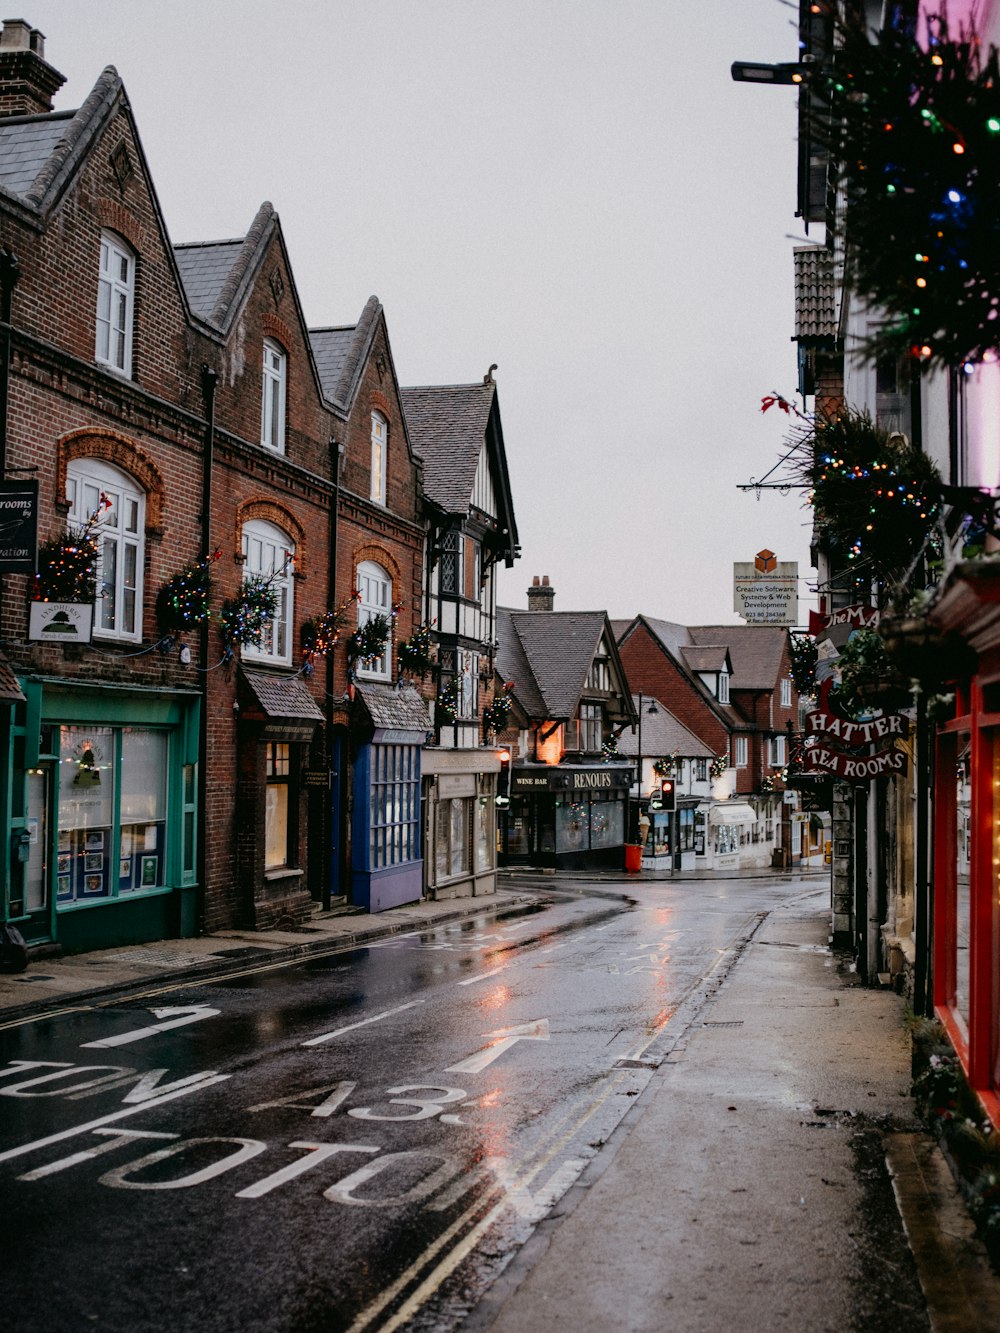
xmin=816 ymin=8 xmax=1000 ymax=366
xmin=652 ymin=754 xmax=678 ymax=778
xmin=156 ymin=551 xmax=221 ymax=635
xmin=789 ymin=632 xmax=818 ymax=697
xmin=301 ymin=591 xmax=362 ymax=663
xmin=435 ymin=676 xmax=459 ymax=726
xmin=33 ymin=493 xmax=112 ymax=603
xmin=397 ymin=622 xmax=434 ymax=676
xmin=483 ymin=680 xmax=516 ymax=733
xmin=220 ymin=574 xmax=279 ymax=651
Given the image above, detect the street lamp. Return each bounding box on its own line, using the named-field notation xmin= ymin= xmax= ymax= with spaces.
xmin=636 ymin=694 xmax=659 ymax=799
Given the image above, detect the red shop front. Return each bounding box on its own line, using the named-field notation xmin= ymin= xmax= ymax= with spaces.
xmin=929 ymin=560 xmax=1000 ymax=1127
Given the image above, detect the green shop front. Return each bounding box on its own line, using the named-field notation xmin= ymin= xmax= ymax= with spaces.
xmin=500 ymin=762 xmax=632 ymax=870
xmin=4 ymin=677 xmax=201 ymax=953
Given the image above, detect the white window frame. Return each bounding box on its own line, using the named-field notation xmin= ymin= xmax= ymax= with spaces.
xmin=95 ymin=231 xmax=135 ymax=376
xmin=241 ymin=518 xmax=294 ymax=665
xmin=718 ymin=671 xmax=730 ymax=704
xmin=734 ymin=735 xmax=748 ymax=768
xmin=357 ymin=560 xmax=392 ymax=680
xmin=261 ymin=339 xmax=287 ymax=454
xmin=781 ymin=677 xmax=792 ymax=708
xmin=770 ymin=735 xmax=787 ymax=768
xmin=66 ymin=458 xmax=145 ymax=642
xmin=370 ymin=411 xmax=387 ymax=505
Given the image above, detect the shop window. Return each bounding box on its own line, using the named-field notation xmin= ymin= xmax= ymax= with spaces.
xmin=679 ymin=806 xmax=694 ymax=851
xmin=436 ymin=797 xmax=469 ymax=879
xmin=370 ymin=743 xmax=420 ymax=869
xmin=265 ymin=742 xmax=290 ymax=870
xmin=370 ymin=412 xmax=387 ymax=504
xmin=241 ymin=519 xmax=294 ymax=665
xmin=261 ymin=339 xmax=286 ymax=453
xmin=56 ymin=725 xmax=167 ymax=904
xmin=476 ymin=777 xmax=493 ymax=871
xmin=356 ymin=560 xmax=392 ymax=680
xmin=67 ymin=458 xmax=145 ymax=642
xmin=95 ymin=231 xmax=135 ymax=376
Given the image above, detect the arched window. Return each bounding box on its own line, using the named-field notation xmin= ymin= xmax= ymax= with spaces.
xmin=261 ymin=339 xmax=287 ymax=453
xmin=357 ymin=560 xmax=392 ymax=679
xmin=67 ymin=458 xmax=145 ymax=641
xmin=242 ymin=518 xmax=294 ymax=665
xmin=95 ymin=232 xmax=135 ymax=376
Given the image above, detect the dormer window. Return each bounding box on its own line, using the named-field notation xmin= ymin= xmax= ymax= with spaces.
xmin=95 ymin=232 xmax=135 ymax=376
xmin=261 ymin=339 xmax=287 ymax=453
xmin=718 ymin=670 xmax=730 ymax=704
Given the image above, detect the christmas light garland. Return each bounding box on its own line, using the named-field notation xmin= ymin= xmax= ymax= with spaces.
xmin=33 ymin=493 xmax=112 ymax=603
xmin=156 ymin=550 xmax=222 ymax=636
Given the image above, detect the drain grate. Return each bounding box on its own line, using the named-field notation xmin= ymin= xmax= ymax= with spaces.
xmin=702 ymin=1020 xmax=745 ymax=1028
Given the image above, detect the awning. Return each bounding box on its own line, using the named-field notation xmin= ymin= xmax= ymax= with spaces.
xmin=708 ymin=802 xmax=757 ymax=826
xmin=0 ymin=653 xmax=25 ymax=703
xmin=240 ymin=668 xmax=324 ymax=742
xmin=355 ymin=681 xmax=432 ymax=741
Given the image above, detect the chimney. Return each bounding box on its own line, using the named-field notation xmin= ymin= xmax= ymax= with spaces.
xmin=527 ymin=574 xmax=555 ymax=613
xmin=0 ymin=20 xmax=64 ymax=117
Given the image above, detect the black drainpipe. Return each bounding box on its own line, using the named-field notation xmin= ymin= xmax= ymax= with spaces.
xmin=197 ymin=365 xmax=217 ymax=930
xmin=0 ymin=246 xmax=21 ymax=479
xmin=325 ymin=439 xmax=344 ymax=911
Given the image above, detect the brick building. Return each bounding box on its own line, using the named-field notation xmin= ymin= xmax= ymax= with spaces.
xmin=0 ymin=19 xmax=441 ymax=949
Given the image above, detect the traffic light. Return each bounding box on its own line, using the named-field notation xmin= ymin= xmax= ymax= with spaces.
xmin=496 ymin=749 xmax=511 ymax=808
xmin=660 ymin=778 xmax=676 ymax=812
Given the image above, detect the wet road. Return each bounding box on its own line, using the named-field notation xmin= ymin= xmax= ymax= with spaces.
xmin=0 ymin=875 xmax=814 ymax=1332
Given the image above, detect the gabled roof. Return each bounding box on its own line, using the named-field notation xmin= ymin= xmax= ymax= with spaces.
xmin=615 ymin=696 xmax=714 ymax=760
xmin=309 ymin=296 xmax=384 ymax=413
xmin=688 ymin=625 xmax=788 ymax=691
xmin=620 ymin=616 xmax=741 ymax=730
xmin=173 ymin=201 xmax=283 ymax=335
xmin=401 ymin=381 xmax=495 ymax=512
xmin=309 ymin=324 xmax=355 ymax=406
xmin=497 ymin=608 xmax=632 ymax=723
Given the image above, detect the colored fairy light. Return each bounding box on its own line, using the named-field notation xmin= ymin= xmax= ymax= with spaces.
xmin=947 ymin=190 xmax=963 ymax=203
xmin=988 ymin=118 xmax=1000 ymax=133
xmin=916 ymin=277 xmax=927 ymax=288
xmin=953 ymin=142 xmax=965 ymax=154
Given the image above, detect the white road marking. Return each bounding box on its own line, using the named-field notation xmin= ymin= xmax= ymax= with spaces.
xmin=81 ymin=1005 xmax=219 ymax=1049
xmin=301 ymin=999 xmax=425 ymax=1046
xmin=445 ymin=1019 xmax=550 ymax=1075
xmin=456 ymin=967 xmax=504 ymax=987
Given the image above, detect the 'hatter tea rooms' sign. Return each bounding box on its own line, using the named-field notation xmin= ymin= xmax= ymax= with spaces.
xmin=733 ymin=549 xmax=798 ymax=625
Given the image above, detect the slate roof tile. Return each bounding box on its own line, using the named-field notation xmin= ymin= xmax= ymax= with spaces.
xmin=357 ymin=681 xmax=432 ymax=733
xmin=174 ymin=240 xmax=244 ymax=322
xmin=497 ymin=609 xmax=606 ymax=719
xmin=401 ymin=382 xmax=494 ymax=513
xmin=615 ymin=695 xmax=714 ymax=759
xmin=0 ymin=111 xmax=74 ymax=198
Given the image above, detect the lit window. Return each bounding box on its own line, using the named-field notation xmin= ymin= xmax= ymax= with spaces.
xmin=734 ymin=736 xmax=748 ymax=767
xmin=66 ymin=458 xmax=144 ymax=642
xmin=781 ymin=677 xmax=792 ymax=708
xmin=265 ymin=742 xmax=290 ymax=870
xmin=370 ymin=412 xmax=387 ymax=504
xmin=261 ymin=340 xmax=286 ymax=453
xmin=241 ymin=519 xmax=294 ymax=665
xmin=357 ymin=560 xmax=392 ymax=679
xmin=95 ymin=232 xmax=135 ymax=376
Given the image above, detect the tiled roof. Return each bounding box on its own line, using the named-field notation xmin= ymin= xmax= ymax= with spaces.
xmin=242 ymin=668 xmax=323 ymax=721
xmin=0 ymin=110 xmax=73 ymax=198
xmin=309 ymin=326 xmax=356 ymax=405
xmin=174 ymin=240 xmax=244 ymax=321
xmin=688 ymin=625 xmax=788 ymax=691
xmin=680 ymin=645 xmax=729 ymax=674
xmin=615 ymin=696 xmax=714 ymax=759
xmin=401 ymin=381 xmax=495 ymax=513
xmin=357 ymin=681 xmax=432 ymax=733
xmin=496 ymin=608 xmax=546 ymax=717
xmin=0 ymin=652 xmax=24 ymax=703
xmin=498 ymin=609 xmax=606 ymax=719
xmin=794 ymin=245 xmax=835 ymax=341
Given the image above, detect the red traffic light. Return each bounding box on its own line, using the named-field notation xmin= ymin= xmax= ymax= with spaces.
xmin=660 ymin=778 xmax=676 ymax=812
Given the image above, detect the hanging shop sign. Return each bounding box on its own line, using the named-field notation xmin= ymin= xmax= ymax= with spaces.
xmin=733 ymin=549 xmax=798 ymax=625
xmin=28 ymin=600 xmax=94 ymax=643
xmin=804 ymin=744 xmax=907 ymax=780
xmin=805 ymin=700 xmax=908 ymax=747
xmin=0 ymin=479 xmax=38 ymax=573
xmin=808 ymin=603 xmax=880 ymax=637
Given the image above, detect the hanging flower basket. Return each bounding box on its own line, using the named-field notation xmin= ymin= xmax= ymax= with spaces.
xmin=652 ymin=756 xmax=676 ymax=778
xmin=879 ymin=615 xmax=977 ymax=689
xmin=710 ymin=754 xmax=728 ymax=781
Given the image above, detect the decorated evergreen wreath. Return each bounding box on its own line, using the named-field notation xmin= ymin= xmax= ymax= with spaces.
xmin=33 ymin=494 xmax=112 ymax=603
xmin=156 ymin=552 xmax=220 ymax=635
xmin=220 ymin=575 xmax=278 ymax=651
xmin=397 ymin=622 xmax=434 ymax=676
xmin=483 ymin=681 xmax=515 ymax=732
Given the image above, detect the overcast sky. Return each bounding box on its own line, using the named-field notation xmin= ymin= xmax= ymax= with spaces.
xmin=23 ymin=0 xmax=814 ymax=625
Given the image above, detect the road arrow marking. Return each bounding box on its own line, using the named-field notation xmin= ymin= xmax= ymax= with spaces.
xmin=81 ymin=1006 xmax=220 ymax=1049
xmin=445 ymin=1019 xmax=550 ymax=1074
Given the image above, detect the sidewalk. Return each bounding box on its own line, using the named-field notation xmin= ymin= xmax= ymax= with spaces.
xmin=2 ymin=874 xmax=998 ymax=1329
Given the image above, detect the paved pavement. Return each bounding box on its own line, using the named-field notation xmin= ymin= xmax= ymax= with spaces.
xmin=2 ymin=868 xmax=999 ymax=1330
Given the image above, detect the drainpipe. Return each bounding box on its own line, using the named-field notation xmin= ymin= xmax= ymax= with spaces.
xmin=325 ymin=439 xmax=344 ymax=911
xmin=0 ymin=246 xmax=20 ymax=479
xmin=197 ymin=365 xmax=217 ymax=931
